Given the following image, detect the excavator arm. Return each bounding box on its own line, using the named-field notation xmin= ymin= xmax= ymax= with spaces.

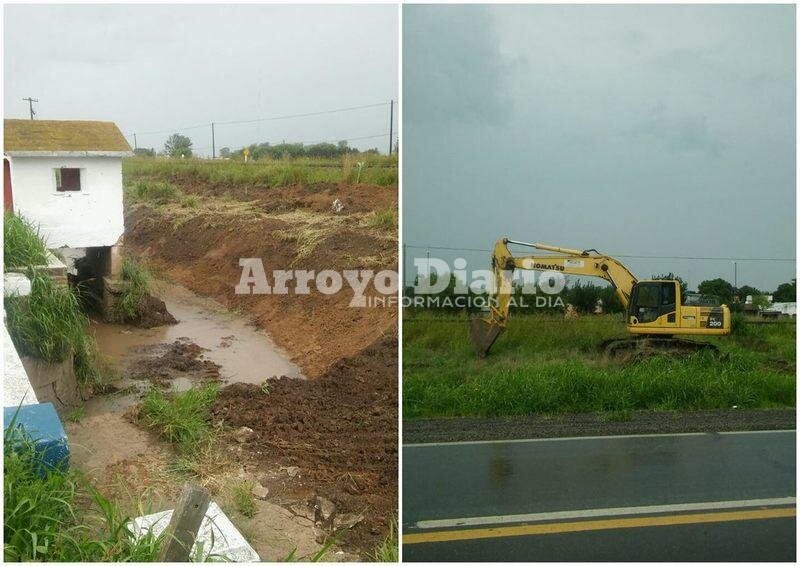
xmin=470 ymin=238 xmax=639 ymax=356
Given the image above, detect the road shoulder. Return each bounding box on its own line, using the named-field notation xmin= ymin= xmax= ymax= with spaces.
xmin=403 ymin=408 xmax=796 ymax=444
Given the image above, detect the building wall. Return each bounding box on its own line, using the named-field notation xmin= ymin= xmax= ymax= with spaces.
xmin=7 ymin=155 xmax=124 ymax=248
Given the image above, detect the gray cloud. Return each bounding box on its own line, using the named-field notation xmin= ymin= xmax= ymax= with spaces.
xmin=403 ymin=4 xmax=795 ymax=291
xmin=404 ymin=5 xmax=511 ymax=125
xmin=4 ymin=4 xmax=398 ymax=155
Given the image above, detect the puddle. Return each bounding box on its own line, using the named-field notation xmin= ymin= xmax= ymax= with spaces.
xmin=84 ymin=279 xmax=304 ymax=413
xmin=91 ymin=280 xmax=303 ymax=383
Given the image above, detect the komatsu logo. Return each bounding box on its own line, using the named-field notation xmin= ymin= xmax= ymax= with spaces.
xmin=532 ymin=263 xmax=565 ymax=272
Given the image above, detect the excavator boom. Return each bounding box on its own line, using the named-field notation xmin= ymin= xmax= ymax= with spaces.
xmin=471 ymin=238 xmax=638 ymax=356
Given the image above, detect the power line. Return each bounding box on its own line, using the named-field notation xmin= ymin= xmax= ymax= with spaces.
xmin=403 ymin=243 xmax=795 ymax=262
xmin=134 ymin=101 xmax=391 ymax=137
xmin=216 ymin=102 xmax=390 ymax=127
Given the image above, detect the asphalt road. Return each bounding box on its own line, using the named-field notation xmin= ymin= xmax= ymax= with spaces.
xmin=403 ymin=430 xmax=796 ymax=561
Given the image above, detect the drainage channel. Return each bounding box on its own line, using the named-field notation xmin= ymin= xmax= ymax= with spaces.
xmin=83 ymin=278 xmax=304 ymax=415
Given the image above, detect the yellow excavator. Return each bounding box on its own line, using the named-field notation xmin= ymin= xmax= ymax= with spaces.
xmin=470 ymin=238 xmax=730 ymax=357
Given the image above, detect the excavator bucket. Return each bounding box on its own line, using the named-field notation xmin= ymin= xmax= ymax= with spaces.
xmin=470 ymin=318 xmax=503 ymax=357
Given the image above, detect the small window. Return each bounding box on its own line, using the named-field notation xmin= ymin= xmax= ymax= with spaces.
xmin=661 ymin=283 xmax=676 ymax=306
xmin=55 ymin=168 xmax=81 ymax=191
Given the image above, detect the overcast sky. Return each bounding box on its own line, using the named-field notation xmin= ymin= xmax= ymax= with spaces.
xmin=4 ymin=4 xmax=398 ymax=155
xmin=403 ymin=4 xmax=795 ymax=292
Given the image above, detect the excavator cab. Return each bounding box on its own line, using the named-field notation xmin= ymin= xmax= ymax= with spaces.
xmin=627 ymin=280 xmax=730 ymax=336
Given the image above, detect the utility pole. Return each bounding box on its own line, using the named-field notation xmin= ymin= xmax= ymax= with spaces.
xmin=388 ymin=99 xmax=394 ymax=155
xmin=133 ymin=133 xmax=138 ymax=150
xmin=211 ymin=122 xmax=216 ymax=159
xmin=22 ymin=97 xmax=38 ymax=120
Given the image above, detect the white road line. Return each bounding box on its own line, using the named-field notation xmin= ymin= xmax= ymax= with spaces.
xmin=415 ymin=497 xmax=797 ymax=530
xmin=403 ymin=429 xmax=795 ymax=448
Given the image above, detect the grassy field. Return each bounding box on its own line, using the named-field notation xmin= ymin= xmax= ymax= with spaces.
xmin=123 ymin=154 xmax=397 ymax=188
xmin=403 ymin=312 xmax=796 ymax=419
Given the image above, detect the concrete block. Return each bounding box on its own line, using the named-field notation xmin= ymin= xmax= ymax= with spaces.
xmin=4 ymin=272 xmax=31 ymax=297
xmin=4 ymin=324 xmax=38 ymax=407
xmin=130 ymin=501 xmax=260 ymax=562
xmin=20 ymin=351 xmax=81 ymax=411
xmin=3 ymin=402 xmax=70 ymax=471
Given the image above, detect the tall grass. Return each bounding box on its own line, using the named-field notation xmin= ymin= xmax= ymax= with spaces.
xmin=4 ymin=212 xmax=49 ymax=268
xmin=371 ymin=519 xmax=398 ymax=562
xmin=4 ymin=426 xmax=163 ymax=561
xmin=111 ymin=258 xmax=150 ymax=323
xmin=139 ymin=383 xmax=220 ymax=453
xmin=5 ymin=270 xmax=104 ymax=389
xmin=123 ymin=155 xmax=398 ymax=188
xmin=403 ymin=312 xmax=796 ymax=418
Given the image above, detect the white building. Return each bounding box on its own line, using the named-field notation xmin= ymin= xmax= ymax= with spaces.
xmin=3 ymin=119 xmax=133 ymax=275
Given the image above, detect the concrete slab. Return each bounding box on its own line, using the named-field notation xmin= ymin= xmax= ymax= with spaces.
xmin=130 ymin=501 xmax=260 ymax=562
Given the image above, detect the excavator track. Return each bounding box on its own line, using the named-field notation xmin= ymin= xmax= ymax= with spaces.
xmin=599 ymin=336 xmax=722 ymax=361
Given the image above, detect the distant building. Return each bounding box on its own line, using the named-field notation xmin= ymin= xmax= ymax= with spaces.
xmin=3 ymin=119 xmax=132 ymax=275
xmin=762 ymin=302 xmax=796 ymax=318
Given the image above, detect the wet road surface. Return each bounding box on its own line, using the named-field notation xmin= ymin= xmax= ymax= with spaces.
xmin=403 ymin=430 xmax=796 ymax=561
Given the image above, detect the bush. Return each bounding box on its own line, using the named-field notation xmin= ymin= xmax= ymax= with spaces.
xmin=4 ymin=212 xmax=48 ymax=269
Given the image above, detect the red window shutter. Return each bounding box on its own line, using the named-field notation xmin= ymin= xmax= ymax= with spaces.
xmin=59 ymin=168 xmax=81 ymax=191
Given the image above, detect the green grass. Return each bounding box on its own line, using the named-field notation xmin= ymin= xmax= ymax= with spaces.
xmin=139 ymin=384 xmax=220 ymax=453
xmin=232 ymin=481 xmax=256 ymax=519
xmin=403 ymin=312 xmax=796 ymax=418
xmin=111 ymin=258 xmax=150 ymax=323
xmin=123 ymin=154 xmax=397 ymax=189
xmin=4 ymin=426 xmax=163 ymax=561
xmin=4 ymin=212 xmax=49 ymax=269
xmin=126 ymin=179 xmax=179 ymax=204
xmin=371 ymin=519 xmax=398 ymax=562
xmin=5 ymin=270 xmax=105 ymax=390
xmin=361 ymin=207 xmax=398 ymax=229
xmin=66 ymin=406 xmax=86 ymax=424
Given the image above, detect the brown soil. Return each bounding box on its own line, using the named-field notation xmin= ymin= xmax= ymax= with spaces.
xmin=129 ymin=338 xmax=221 ymax=383
xmin=135 ymin=293 xmax=178 ymax=328
xmin=211 ymin=332 xmax=397 ymax=553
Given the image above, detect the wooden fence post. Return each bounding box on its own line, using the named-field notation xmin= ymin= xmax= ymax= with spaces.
xmin=157 ymin=483 xmax=211 ymax=562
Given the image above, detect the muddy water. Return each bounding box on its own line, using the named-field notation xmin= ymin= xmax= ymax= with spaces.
xmin=90 ymin=280 xmax=304 ymax=392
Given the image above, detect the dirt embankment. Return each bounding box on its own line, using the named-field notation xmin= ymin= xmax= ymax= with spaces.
xmin=125 ymin=180 xmax=397 ymax=378
xmin=213 ymin=333 xmax=397 ymax=552
xmin=123 ymin=179 xmax=398 ymax=554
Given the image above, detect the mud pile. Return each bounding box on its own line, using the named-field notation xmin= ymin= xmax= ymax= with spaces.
xmin=212 ymin=333 xmax=397 ymax=552
xmin=134 ymin=293 xmax=178 ymax=328
xmin=130 ymin=339 xmax=221 ymax=383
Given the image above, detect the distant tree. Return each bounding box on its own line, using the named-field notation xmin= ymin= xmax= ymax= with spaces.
xmin=698 ymin=278 xmax=735 ymax=305
xmin=773 ymin=279 xmax=797 ymax=302
xmin=164 ymin=133 xmax=193 ymax=158
xmin=736 ymin=285 xmax=761 ymax=300
xmin=752 ymin=295 xmax=771 ymax=309
xmin=133 ymin=147 xmax=155 ymax=157
xmin=652 ymin=273 xmax=688 ymax=298
xmin=219 ymin=147 xmax=231 ymax=158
